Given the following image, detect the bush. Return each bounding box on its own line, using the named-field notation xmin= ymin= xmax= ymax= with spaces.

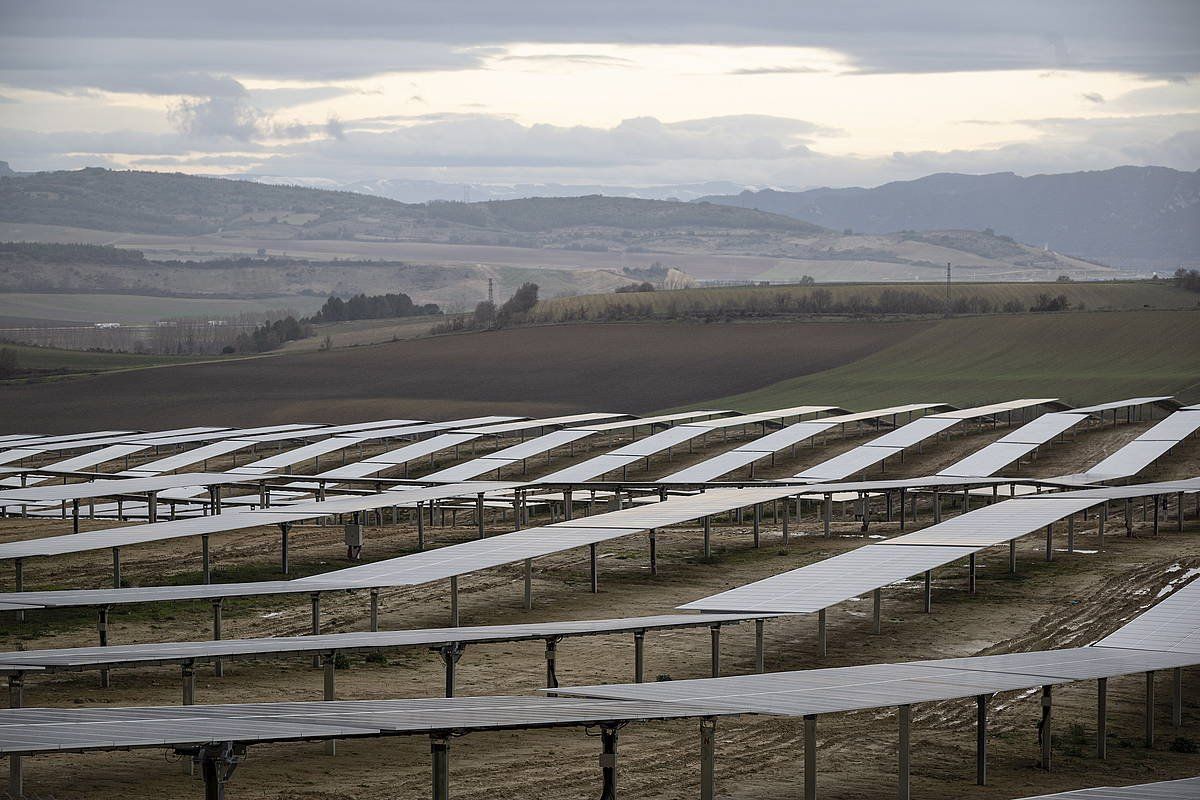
xmin=232 ymin=315 xmax=312 ymax=353
xmin=615 ymin=282 xmax=655 ymax=293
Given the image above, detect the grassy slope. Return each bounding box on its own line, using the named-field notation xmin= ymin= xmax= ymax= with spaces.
xmin=702 ymin=309 xmax=1200 ymax=411
xmin=0 ymin=342 xmax=223 ymax=372
xmin=532 ymin=280 xmax=1198 ymax=322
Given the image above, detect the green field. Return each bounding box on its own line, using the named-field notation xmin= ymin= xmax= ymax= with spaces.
xmin=0 ymin=342 xmax=234 ymax=375
xmin=530 ymin=280 xmax=1198 ymax=324
xmin=700 ymin=309 xmax=1200 ymax=411
xmin=0 ymin=292 xmax=322 ymax=324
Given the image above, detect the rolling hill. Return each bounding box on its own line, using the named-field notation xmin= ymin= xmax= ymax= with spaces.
xmin=0 ymin=169 xmax=1117 ymax=278
xmin=698 ymin=166 xmax=1200 ymax=268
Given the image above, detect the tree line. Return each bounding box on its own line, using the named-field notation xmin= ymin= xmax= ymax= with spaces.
xmin=229 ymin=290 xmax=441 ymax=353
xmin=430 ymin=282 xmax=540 ymax=334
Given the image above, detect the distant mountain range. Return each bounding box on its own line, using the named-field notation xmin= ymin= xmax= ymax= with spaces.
xmin=698 ymin=166 xmax=1200 ymax=267
xmin=246 ymin=175 xmax=748 ymax=204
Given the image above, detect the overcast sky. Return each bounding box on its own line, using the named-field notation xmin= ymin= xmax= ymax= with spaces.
xmin=1 ymin=1 xmax=1197 ymax=190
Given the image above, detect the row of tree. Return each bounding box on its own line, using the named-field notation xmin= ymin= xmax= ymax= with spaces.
xmin=310 ymin=292 xmax=440 ymax=322
xmin=431 ymin=282 xmax=540 ymax=334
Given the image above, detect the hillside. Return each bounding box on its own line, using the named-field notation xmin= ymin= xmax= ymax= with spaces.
xmin=4 ymin=309 xmax=1198 ymax=431
xmin=0 ymin=168 xmax=819 ymax=242
xmin=700 ymin=166 xmax=1200 ymax=267
xmin=703 ymin=309 xmax=1200 ymax=411
xmin=0 ymin=169 xmax=1120 ymax=285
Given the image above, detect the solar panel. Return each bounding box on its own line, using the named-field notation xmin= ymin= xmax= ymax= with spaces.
xmin=551 ymin=661 xmax=1073 ymax=716
xmin=864 ymin=416 xmax=960 ymax=448
xmin=1094 ymin=576 xmax=1200 ymax=654
xmin=659 ymin=450 xmax=767 ymax=483
xmin=995 ymin=412 xmax=1086 ymax=445
xmin=0 ymin=697 xmax=722 ymax=756
xmin=535 ymin=454 xmax=643 ymax=484
xmin=878 ymin=497 xmax=1097 ymax=547
xmin=1014 ymin=777 xmax=1200 ymax=800
xmin=794 ymin=445 xmax=904 ymax=480
xmin=679 ymin=544 xmax=976 ymax=613
xmin=0 ymin=612 xmax=763 ymax=670
xmin=578 ymin=410 xmax=735 ymax=432
xmin=1070 ymin=397 xmax=1174 ymax=414
xmin=936 ymin=442 xmax=1041 ymax=478
xmin=1134 ymin=410 xmax=1200 ymax=442
xmin=0 ymin=471 xmax=247 ymax=504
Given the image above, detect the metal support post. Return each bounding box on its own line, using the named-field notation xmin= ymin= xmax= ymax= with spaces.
xmin=439 ymin=644 xmax=463 ymax=698
xmin=703 ymin=516 xmax=711 ymax=559
xmin=599 ymin=726 xmax=618 ymax=800
xmin=976 ymin=695 xmax=988 ymax=786
xmin=923 ymin=570 xmax=932 ymax=613
xmin=202 ymin=533 xmax=211 ymax=584
xmin=700 ymin=718 xmax=716 ymax=800
xmin=545 ymin=637 xmax=559 ymax=688
xmin=710 ymin=625 xmax=721 ymax=677
xmin=1097 ymin=677 xmax=1107 ymax=760
xmin=279 ymin=524 xmax=290 ymax=574
xmin=590 ymin=543 xmax=599 ymax=593
xmin=968 ymin=553 xmax=976 ymax=595
xmin=476 ymin=494 xmax=485 ymax=538
xmin=6 ymin=674 xmax=20 ymax=798
xmin=817 ymin=609 xmax=827 ymax=657
xmin=98 ymin=606 xmax=111 ymax=688
xmin=181 ymin=660 xmax=196 ymax=705
xmin=649 ymin=530 xmax=658 ymax=576
xmin=450 ymin=576 xmax=459 ymax=627
xmin=212 ymin=598 xmax=224 ymax=677
xmin=872 ymin=588 xmax=882 ymax=634
xmin=369 ymin=587 xmax=380 ymax=632
xmin=898 ymin=704 xmax=911 ymax=800
xmin=310 ymin=593 xmax=321 ymax=667
xmin=1145 ymin=670 xmax=1155 ymax=748
xmin=804 ymin=715 xmax=817 ymax=800
xmin=431 ymin=735 xmax=450 ymax=800
xmin=755 ymin=618 xmax=765 ymax=672
xmin=1039 ymin=685 xmax=1052 ymax=770
xmin=1045 ymin=524 xmax=1053 ymax=561
xmin=1173 ymin=667 xmax=1183 ymax=728
xmin=633 ymin=631 xmax=645 ymax=683
xmin=13 ymin=558 xmax=23 ymax=623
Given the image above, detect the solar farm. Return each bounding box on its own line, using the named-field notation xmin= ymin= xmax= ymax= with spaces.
xmin=0 ymin=398 xmax=1197 ymax=799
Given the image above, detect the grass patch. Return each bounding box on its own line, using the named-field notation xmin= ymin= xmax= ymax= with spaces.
xmin=695 ymin=309 xmax=1200 ymax=410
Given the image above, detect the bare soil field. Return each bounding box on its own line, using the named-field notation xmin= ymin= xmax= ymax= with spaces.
xmin=0 ymin=319 xmax=933 ymax=432
xmin=0 ymin=422 xmax=1197 ymax=799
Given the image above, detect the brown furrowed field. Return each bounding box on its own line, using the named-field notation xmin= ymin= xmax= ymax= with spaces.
xmin=0 ymin=319 xmax=932 ymax=432
xmin=5 ymin=307 xmax=1200 ymax=432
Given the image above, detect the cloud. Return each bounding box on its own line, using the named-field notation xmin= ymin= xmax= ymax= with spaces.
xmin=1 ymin=2 xmax=1197 ymax=85
xmin=169 ymin=94 xmax=265 ymax=140
xmin=1082 ymin=92 xmax=1106 ymax=103
xmin=728 ymin=66 xmax=824 ymax=75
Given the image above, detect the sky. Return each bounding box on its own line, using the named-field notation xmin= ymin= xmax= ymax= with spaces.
xmin=0 ymin=1 xmax=1198 ymax=191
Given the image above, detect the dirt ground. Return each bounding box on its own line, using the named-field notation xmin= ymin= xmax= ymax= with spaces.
xmin=1 ymin=415 xmax=1198 ymax=798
